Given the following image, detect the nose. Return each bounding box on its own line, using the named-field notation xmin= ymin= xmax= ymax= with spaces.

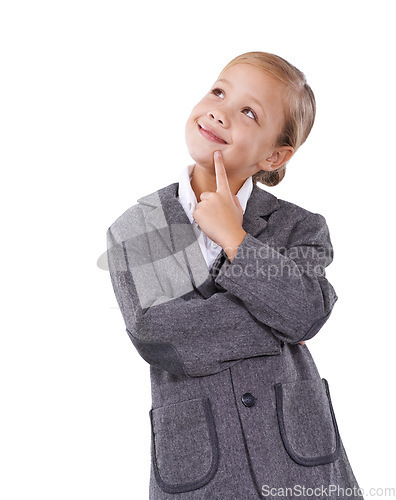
xmin=207 ymin=110 xmax=229 ymax=127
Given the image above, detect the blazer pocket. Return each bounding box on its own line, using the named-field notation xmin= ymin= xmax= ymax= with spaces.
xmin=149 ymin=397 xmax=220 ymax=494
xmin=274 ymin=378 xmax=341 ymax=466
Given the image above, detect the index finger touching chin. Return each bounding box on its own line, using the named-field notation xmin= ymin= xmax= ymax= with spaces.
xmin=214 ymin=151 xmax=230 ymax=193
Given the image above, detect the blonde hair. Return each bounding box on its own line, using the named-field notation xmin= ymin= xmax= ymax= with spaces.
xmin=219 ymin=51 xmax=316 ymax=187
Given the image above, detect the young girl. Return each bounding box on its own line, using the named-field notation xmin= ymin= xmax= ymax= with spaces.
xmin=107 ymin=52 xmax=364 ymax=499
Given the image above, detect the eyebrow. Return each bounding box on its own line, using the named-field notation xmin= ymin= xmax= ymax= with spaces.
xmin=216 ymin=78 xmax=267 ymax=118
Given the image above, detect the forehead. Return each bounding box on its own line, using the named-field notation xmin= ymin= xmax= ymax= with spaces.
xmin=216 ymin=63 xmax=285 ymax=109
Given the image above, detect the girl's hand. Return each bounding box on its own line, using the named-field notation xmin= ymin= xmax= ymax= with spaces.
xmin=299 ymin=341 xmax=306 ymax=345
xmin=193 ymin=151 xmax=246 ymax=253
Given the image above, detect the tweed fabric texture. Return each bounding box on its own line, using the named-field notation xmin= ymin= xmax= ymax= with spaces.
xmin=107 ymin=181 xmax=364 ymax=499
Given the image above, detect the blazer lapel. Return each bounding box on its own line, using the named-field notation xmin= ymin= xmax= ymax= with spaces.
xmin=241 ymin=183 xmax=280 ymax=237
xmin=137 ymin=181 xmax=280 ymax=298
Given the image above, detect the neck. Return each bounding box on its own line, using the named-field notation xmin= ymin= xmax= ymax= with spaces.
xmin=190 ymin=162 xmax=245 ymax=202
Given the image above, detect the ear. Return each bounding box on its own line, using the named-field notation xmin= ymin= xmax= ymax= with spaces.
xmin=257 ymin=146 xmax=294 ymax=172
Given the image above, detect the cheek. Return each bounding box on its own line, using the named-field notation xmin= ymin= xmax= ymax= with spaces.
xmin=186 ymin=99 xmax=211 ymax=137
xmin=188 ymin=98 xmax=207 ymax=119
xmin=186 ymin=108 xmax=201 ymax=135
xmin=248 ymin=126 xmax=274 ymax=150
xmin=231 ymin=130 xmax=269 ymax=164
xmin=232 ymin=127 xmax=256 ymax=151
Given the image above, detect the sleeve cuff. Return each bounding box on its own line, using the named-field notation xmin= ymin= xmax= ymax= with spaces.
xmin=215 ymin=233 xmax=283 ymax=294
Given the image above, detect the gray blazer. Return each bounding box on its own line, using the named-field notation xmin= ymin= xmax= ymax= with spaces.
xmin=106 ymin=181 xmax=363 ymax=499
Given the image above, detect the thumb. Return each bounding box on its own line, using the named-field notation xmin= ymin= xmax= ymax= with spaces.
xmin=232 ymin=194 xmax=242 ymax=208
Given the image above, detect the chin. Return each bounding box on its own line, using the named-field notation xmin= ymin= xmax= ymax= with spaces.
xmin=185 ymin=137 xmax=214 ymax=169
xmin=186 ymin=146 xmax=215 ymax=168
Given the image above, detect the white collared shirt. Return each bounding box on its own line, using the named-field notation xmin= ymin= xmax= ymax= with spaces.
xmin=177 ymin=163 xmax=253 ymax=269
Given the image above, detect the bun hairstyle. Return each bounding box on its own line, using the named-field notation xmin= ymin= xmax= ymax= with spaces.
xmin=219 ymin=52 xmax=316 ymax=187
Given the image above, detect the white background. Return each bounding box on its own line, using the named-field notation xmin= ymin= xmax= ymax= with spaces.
xmin=1 ymin=1 xmax=395 ymax=498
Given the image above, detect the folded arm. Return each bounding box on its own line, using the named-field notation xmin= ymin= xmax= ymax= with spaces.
xmin=106 ymin=226 xmax=282 ymax=378
xmin=106 ymin=211 xmax=337 ymax=377
xmin=214 ymin=212 xmax=338 ymax=344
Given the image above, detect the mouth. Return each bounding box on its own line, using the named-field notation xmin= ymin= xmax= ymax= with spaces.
xmin=198 ymin=123 xmax=228 ymax=144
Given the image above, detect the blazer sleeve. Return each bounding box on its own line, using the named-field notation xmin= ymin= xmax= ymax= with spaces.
xmin=106 ymin=224 xmax=283 ymax=378
xmin=214 ymin=212 xmax=338 ymax=344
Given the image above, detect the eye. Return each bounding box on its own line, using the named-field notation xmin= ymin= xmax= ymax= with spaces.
xmin=242 ymin=108 xmax=258 ymax=121
xmin=210 ymin=88 xmax=259 ymax=122
xmin=211 ymin=87 xmax=225 ymax=98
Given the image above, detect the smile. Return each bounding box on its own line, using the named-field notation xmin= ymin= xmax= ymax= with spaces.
xmin=198 ymin=123 xmax=228 ymax=144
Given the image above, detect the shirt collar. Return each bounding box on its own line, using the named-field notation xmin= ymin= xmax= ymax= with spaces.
xmin=177 ymin=163 xmax=253 ymax=224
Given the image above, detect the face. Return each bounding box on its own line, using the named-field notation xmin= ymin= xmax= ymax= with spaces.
xmin=185 ymin=63 xmax=292 ymax=183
